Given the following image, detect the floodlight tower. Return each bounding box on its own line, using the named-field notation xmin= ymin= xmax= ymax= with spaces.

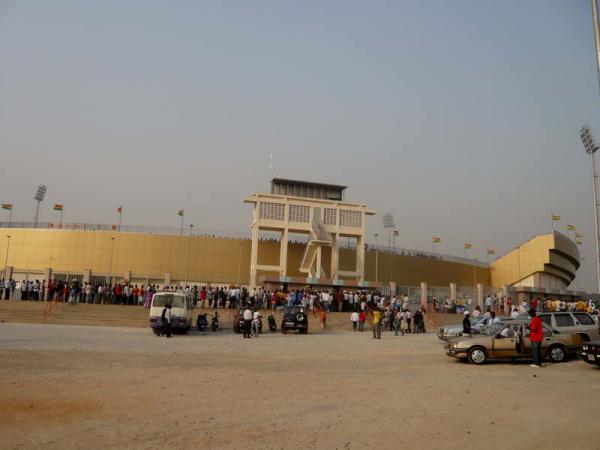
xmin=33 ymin=185 xmax=47 ymax=229
xmin=580 ymin=126 xmax=600 ymax=293
xmin=382 ymin=213 xmax=395 ymax=251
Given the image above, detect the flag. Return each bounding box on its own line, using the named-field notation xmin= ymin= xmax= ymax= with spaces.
xmin=575 ymin=232 xmax=583 ymax=238
xmin=567 ymin=224 xmax=576 ymax=231
xmin=551 ymin=214 xmax=560 ymax=221
xmin=177 ymin=209 xmax=184 ymax=217
xmin=432 ymin=237 xmax=441 ymax=243
xmin=53 ymin=204 xmax=63 ymax=211
xmin=487 ymin=249 xmax=495 ymax=255
xmin=111 ymin=224 xmax=118 ymax=230
xmin=1 ymin=203 xmax=12 ymax=210
xmin=464 ymin=243 xmax=472 ymax=250
xmin=117 ymin=206 xmax=122 ymax=213
xmin=576 ymin=239 xmax=582 ymax=246
xmin=393 ymin=230 xmax=399 ymax=236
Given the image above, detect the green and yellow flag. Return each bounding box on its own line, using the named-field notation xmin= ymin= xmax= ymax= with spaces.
xmin=53 ymin=204 xmax=63 ymax=211
xmin=567 ymin=224 xmax=576 ymax=231
xmin=1 ymin=203 xmax=13 ymax=210
xmin=487 ymin=248 xmax=495 ymax=255
xmin=551 ymin=214 xmax=560 ymax=221
xmin=177 ymin=209 xmax=184 ymax=217
xmin=576 ymin=239 xmax=582 ymax=246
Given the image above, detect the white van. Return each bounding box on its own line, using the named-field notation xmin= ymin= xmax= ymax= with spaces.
xmin=149 ymin=291 xmax=193 ymax=335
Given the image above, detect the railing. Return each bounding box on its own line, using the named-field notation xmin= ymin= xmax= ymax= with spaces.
xmin=0 ymin=221 xmax=253 ymax=240
xmin=344 ymin=243 xmax=490 ymax=268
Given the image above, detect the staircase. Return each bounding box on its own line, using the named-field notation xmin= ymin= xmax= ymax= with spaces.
xmin=299 ymin=207 xmax=332 ymax=278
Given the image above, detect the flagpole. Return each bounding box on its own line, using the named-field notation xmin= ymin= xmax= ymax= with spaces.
xmin=59 ymin=209 xmax=63 ymax=227
xmin=118 ymin=209 xmax=122 ymax=232
xmin=180 ymin=213 xmax=184 ymax=236
xmin=8 ymin=209 xmax=12 ymax=228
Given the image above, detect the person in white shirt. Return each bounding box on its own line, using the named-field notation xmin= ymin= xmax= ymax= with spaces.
xmin=511 ymin=308 xmax=520 ymax=319
xmin=242 ymin=307 xmax=253 ymax=338
xmin=251 ymin=310 xmax=261 ymax=337
xmin=485 ymin=296 xmax=492 ymax=312
xmin=472 ymin=306 xmax=481 ymax=318
xmin=350 ymin=311 xmax=359 ymax=332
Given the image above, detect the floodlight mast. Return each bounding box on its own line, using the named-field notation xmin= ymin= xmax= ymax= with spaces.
xmin=33 ymin=184 xmax=47 ymax=229
xmin=580 ymin=126 xmax=600 ymax=293
xmin=382 ymin=213 xmax=395 ymax=251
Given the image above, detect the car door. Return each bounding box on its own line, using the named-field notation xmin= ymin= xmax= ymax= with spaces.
xmin=573 ymin=312 xmax=599 ymax=337
xmin=553 ymin=313 xmax=576 ymax=334
xmin=523 ymin=323 xmax=554 ymax=353
xmin=492 ymin=324 xmax=521 ymax=358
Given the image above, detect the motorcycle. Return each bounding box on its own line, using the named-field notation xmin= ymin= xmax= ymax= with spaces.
xmin=267 ymin=314 xmax=277 ymax=332
xmin=211 ymin=312 xmax=220 ymax=331
xmin=197 ymin=313 xmax=208 ymax=331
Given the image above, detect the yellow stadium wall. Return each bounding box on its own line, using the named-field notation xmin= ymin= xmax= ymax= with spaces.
xmin=0 ymin=229 xmax=491 ymax=287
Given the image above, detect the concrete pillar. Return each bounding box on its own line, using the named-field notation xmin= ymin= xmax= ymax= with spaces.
xmin=164 ymin=272 xmax=171 ymax=287
xmin=124 ymin=270 xmax=131 ymax=283
xmin=389 ymin=281 xmax=396 ymax=297
xmin=356 ymin=236 xmax=365 ymax=281
xmin=249 ymin=225 xmax=259 ymax=288
xmin=502 ymin=284 xmax=509 ymax=299
xmin=477 ymin=283 xmax=484 ymax=309
xmin=450 ymin=283 xmax=457 ymax=304
xmin=82 ymin=269 xmax=91 ymax=284
xmin=279 ymin=229 xmax=288 ymax=277
xmin=420 ymin=282 xmax=428 ymax=310
xmin=330 ymin=233 xmax=339 ymax=281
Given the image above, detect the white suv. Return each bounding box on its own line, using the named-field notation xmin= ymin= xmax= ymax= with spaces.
xmin=538 ymin=312 xmax=599 ymax=341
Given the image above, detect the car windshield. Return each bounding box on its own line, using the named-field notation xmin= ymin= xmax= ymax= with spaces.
xmin=152 ymin=294 xmax=185 ymax=308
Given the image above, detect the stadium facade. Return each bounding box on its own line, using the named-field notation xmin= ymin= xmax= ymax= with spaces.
xmin=0 ymin=179 xmax=584 ymax=307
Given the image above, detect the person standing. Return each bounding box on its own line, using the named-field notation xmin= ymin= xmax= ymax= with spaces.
xmin=529 ymin=309 xmax=543 ymax=368
xmin=350 ymin=310 xmax=359 ymax=332
xmin=243 ymin=306 xmax=253 ymax=338
xmin=372 ymin=308 xmax=382 ymax=339
xmin=462 ymin=311 xmax=472 ymax=335
xmin=394 ymin=309 xmax=401 ymax=336
xmin=161 ymin=304 xmax=172 ymax=338
xmin=485 ymin=295 xmax=492 ymax=313
xmin=251 ymin=309 xmax=261 ymax=337
xmin=358 ymin=310 xmax=366 ymax=332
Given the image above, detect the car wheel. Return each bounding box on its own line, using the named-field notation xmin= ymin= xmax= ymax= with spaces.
xmin=467 ymin=347 xmax=488 ymax=365
xmin=548 ymin=345 xmax=566 ymax=363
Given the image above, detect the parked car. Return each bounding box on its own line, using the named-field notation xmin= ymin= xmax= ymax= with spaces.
xmin=437 ymin=315 xmax=507 ymax=341
xmin=537 ymin=312 xmax=599 ymax=342
xmin=581 ymin=339 xmax=600 ymax=367
xmin=281 ymin=305 xmax=308 ymax=334
xmin=445 ymin=319 xmax=583 ymax=365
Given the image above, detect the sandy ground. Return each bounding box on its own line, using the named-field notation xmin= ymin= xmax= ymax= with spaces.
xmin=0 ymin=323 xmax=599 ymax=450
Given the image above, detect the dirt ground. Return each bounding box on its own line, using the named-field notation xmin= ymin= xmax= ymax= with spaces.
xmin=0 ymin=322 xmax=599 ymax=450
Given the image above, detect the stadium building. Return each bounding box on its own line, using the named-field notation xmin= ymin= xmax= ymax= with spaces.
xmin=0 ymin=179 xmax=583 ymax=308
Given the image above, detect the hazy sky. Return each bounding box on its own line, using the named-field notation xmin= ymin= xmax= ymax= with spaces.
xmin=1 ymin=1 xmax=600 ymax=290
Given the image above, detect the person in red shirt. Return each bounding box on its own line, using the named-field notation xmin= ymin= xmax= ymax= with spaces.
xmin=358 ymin=311 xmax=366 ymax=332
xmin=529 ymin=309 xmax=544 ymax=368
